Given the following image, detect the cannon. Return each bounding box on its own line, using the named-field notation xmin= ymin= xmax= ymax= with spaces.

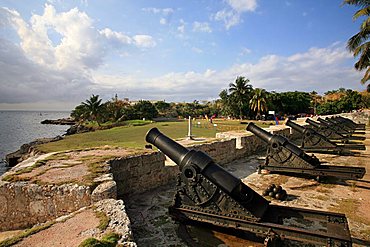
xmin=246 ymin=123 xmax=365 ymax=180
xmin=146 ymin=127 xmax=352 ymax=246
xmin=285 ymin=119 xmax=365 ymax=153
xmin=305 ymin=118 xmax=365 ymax=142
xmin=328 ymin=116 xmax=365 ymax=130
xmin=317 ymin=118 xmax=365 ymax=136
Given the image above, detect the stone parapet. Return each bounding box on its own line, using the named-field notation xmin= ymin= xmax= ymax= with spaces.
xmin=109 ymin=152 xmax=179 ymax=196
xmin=0 ymin=181 xmax=92 ymax=231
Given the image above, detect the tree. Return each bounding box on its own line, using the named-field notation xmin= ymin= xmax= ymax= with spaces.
xmin=228 ymin=76 xmax=253 ymax=119
xmin=104 ymin=95 xmax=130 ymax=122
xmin=81 ymin=94 xmax=104 ymax=125
xmin=309 ymin=91 xmax=322 ymax=115
xmin=344 ymin=0 xmax=370 ymax=84
xmin=249 ymin=88 xmax=268 ymax=119
xmin=317 ymin=88 xmax=364 ymax=114
xmin=132 ymin=100 xmax=158 ymax=120
xmin=70 ymin=104 xmax=88 ymax=122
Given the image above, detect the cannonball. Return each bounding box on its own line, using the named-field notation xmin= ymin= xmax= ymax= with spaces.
xmin=268 ymin=192 xmax=275 ymax=197
xmin=275 ymin=193 xmax=284 ymax=200
xmin=262 ymin=189 xmax=269 ymax=196
xmin=280 ymin=190 xmax=288 ymax=201
xmin=273 ymin=186 xmax=282 ymax=194
xmin=267 ymin=184 xmax=276 ymax=192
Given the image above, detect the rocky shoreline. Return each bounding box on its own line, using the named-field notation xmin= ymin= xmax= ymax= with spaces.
xmin=40 ymin=118 xmax=76 ymax=125
xmin=4 ymin=118 xmax=94 ymax=167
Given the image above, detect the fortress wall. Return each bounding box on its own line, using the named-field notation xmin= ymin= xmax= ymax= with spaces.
xmin=0 ymin=182 xmax=92 ymax=231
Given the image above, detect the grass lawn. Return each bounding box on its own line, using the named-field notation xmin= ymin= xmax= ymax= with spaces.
xmin=37 ymin=119 xmax=277 ymax=153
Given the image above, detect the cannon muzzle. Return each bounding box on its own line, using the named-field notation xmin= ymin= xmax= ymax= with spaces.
xmin=246 ymin=122 xmax=273 ymax=143
xmin=285 ymin=119 xmax=305 ymax=133
xmin=146 ymin=127 xmax=189 ymax=166
xmin=317 ymin=117 xmax=330 ymax=126
xmin=306 ymin=118 xmax=321 ymax=128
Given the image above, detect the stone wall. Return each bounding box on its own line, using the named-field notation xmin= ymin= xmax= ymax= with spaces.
xmin=109 ymin=152 xmax=179 ymax=196
xmin=0 ymin=181 xmax=92 ymax=231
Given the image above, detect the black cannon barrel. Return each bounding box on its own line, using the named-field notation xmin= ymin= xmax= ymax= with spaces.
xmin=286 ymin=119 xmax=305 ymax=133
xmin=325 ymin=117 xmax=338 ymax=125
xmin=146 ymin=127 xmax=189 ymax=166
xmin=306 ymin=118 xmax=321 ymax=128
xmin=146 ymin=127 xmax=242 ymax=196
xmin=246 ymin=122 xmax=273 ymax=143
xmin=317 ymin=117 xmax=330 ymax=126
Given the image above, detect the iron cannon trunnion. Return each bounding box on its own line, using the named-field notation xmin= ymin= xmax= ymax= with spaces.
xmin=146 ymin=127 xmax=353 ymax=246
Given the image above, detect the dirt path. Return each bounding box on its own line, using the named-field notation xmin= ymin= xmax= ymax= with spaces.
xmin=14 ymin=209 xmax=100 ymax=247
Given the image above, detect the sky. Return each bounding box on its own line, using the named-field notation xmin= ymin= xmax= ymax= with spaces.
xmin=0 ymin=0 xmax=367 ymax=110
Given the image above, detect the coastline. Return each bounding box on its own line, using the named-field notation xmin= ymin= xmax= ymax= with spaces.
xmin=0 ymin=111 xmax=71 ymax=175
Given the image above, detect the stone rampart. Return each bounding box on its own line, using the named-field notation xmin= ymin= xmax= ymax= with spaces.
xmin=0 ymin=181 xmax=92 ymax=231
xmin=109 ymin=152 xmax=179 ymax=196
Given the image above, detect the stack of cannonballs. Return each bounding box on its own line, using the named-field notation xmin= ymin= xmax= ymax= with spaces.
xmin=262 ymin=184 xmax=287 ymax=201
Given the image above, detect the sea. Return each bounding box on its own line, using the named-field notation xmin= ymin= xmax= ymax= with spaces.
xmin=0 ymin=111 xmax=71 ymax=176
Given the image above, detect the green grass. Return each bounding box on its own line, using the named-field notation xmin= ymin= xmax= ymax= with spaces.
xmin=37 ymin=119 xmax=278 ymax=153
xmin=0 ymin=222 xmax=54 ymax=247
xmin=78 ymin=232 xmax=120 ymax=247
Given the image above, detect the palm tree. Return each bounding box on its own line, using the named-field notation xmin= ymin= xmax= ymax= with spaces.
xmin=82 ymin=94 xmax=103 ymax=125
xmin=249 ymin=88 xmax=268 ymax=120
xmin=344 ymin=0 xmax=370 ymax=84
xmin=228 ymin=76 xmax=253 ymax=119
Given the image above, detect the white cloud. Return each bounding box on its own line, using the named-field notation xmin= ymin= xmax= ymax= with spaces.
xmin=214 ymin=10 xmax=240 ymax=30
xmin=142 ymin=7 xmax=174 ymax=15
xmin=0 ymin=5 xmax=156 ymax=107
xmin=192 ymin=47 xmax=203 ymax=53
xmin=239 ymin=47 xmax=252 ymax=56
xmin=226 ymin=0 xmax=257 ymax=12
xmin=192 ymin=21 xmax=212 ymax=33
xmin=99 ymin=28 xmax=132 ymax=46
xmin=0 ymin=5 xmax=365 ymax=107
xmin=214 ymin=0 xmax=258 ymax=29
xmin=133 ymin=35 xmax=156 ymax=48
xmin=160 ymin=17 xmax=167 ymax=25
xmin=177 ymin=19 xmax=186 ymax=33
xmin=92 ymin=44 xmax=365 ymax=102
xmin=142 ymin=7 xmax=173 ymax=25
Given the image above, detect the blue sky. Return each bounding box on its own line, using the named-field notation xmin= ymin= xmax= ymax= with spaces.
xmin=0 ymin=0 xmax=367 ymax=110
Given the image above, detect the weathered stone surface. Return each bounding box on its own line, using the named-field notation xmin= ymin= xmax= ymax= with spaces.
xmin=91 ymin=181 xmax=117 ymax=202
xmin=95 ymin=199 xmax=137 ymax=246
xmin=0 ymin=182 xmax=92 ymax=231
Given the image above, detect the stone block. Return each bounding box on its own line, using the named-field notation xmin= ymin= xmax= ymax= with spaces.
xmin=92 ymin=181 xmax=117 ymax=202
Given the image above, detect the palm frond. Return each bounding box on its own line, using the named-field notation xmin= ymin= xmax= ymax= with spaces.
xmin=347 ymin=28 xmax=370 ymax=51
xmin=354 ymin=43 xmax=370 ymax=69
xmin=361 ymin=67 xmax=370 ymax=83
xmin=353 ymin=6 xmax=370 ymax=20
xmin=343 ymin=0 xmax=370 ymax=8
xmin=353 ymin=40 xmax=370 ymax=56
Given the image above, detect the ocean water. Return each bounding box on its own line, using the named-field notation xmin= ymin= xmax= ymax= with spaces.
xmin=0 ymin=111 xmax=71 ymax=176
